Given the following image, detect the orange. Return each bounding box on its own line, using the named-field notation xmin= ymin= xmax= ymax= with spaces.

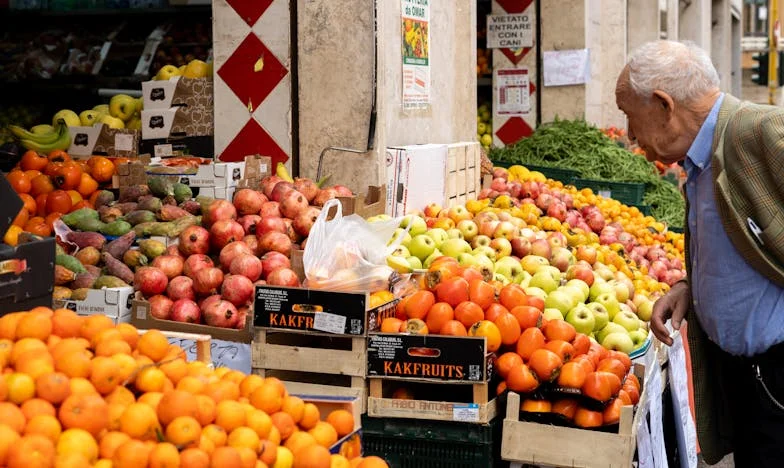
xmin=215 ymin=400 xmax=246 ymax=432
xmin=50 ymin=337 xmax=89 ymax=361
xmin=111 ymin=353 xmax=138 ymax=383
xmin=79 ymin=315 xmax=114 ymax=343
xmin=203 ymin=379 xmax=240 ymax=404
xmin=308 ymin=421 xmax=338 ymax=448
xmin=68 ymin=377 xmax=98 ymax=396
xmin=112 ymin=439 xmax=152 ymax=468
xmin=105 ymin=386 xmax=136 ymax=407
xmin=98 ymin=431 xmax=130 ymax=459
xmin=236 ymin=447 xmax=257 ymax=468
xmin=107 ymin=403 xmax=126 ymax=431
xmin=138 ymin=391 xmax=164 ymax=411
xmin=58 ymin=393 xmax=109 ymax=436
xmin=120 ymin=402 xmax=161 ymax=441
xmin=180 ymin=448 xmax=210 ymax=468
xmin=331 ymin=454 xmax=351 ymax=468
xmin=210 ymin=446 xmax=242 ymax=467
xmin=177 ymin=375 xmax=206 ymax=394
xmin=250 ymin=383 xmax=283 ymax=414
xmin=299 ymin=403 xmax=320 ymax=430
xmin=281 ymin=395 xmax=305 ymax=423
xmin=6 ymin=372 xmax=35 ymax=404
xmin=201 ymin=424 xmax=227 ymax=448
xmin=90 ymin=356 xmax=122 ymax=395
xmin=160 ymin=358 xmax=188 ymax=385
xmin=15 ymin=313 xmax=52 ymax=341
xmin=24 ymin=414 xmax=61 ymax=442
xmin=195 ymin=394 xmax=217 ymax=426
xmin=0 ymin=313 xmax=23 ymax=340
xmin=0 ymin=424 xmax=21 ymax=465
xmin=227 ymin=426 xmax=260 ymax=451
xmin=158 ymin=390 xmax=199 ymax=425
xmin=95 ymin=337 xmax=132 ymax=357
xmin=20 ymin=398 xmax=55 ymax=420
xmin=15 ymin=349 xmax=54 ymax=379
xmin=149 ymin=442 xmax=180 ymax=468
xmin=326 ymin=410 xmax=355 ymax=438
xmin=270 ymin=411 xmax=296 ymax=440
xmin=56 ymin=428 xmax=98 ymax=463
xmin=10 ymin=337 xmax=47 ymax=364
xmin=292 ymin=444 xmax=331 ymax=468
xmin=246 ymin=409 xmax=273 ymax=439
xmin=284 ymin=430 xmax=317 ymax=455
xmin=137 ymin=330 xmax=170 ymax=362
xmin=6 ymin=434 xmax=55 ymax=468
xmin=356 ymin=456 xmax=390 ymax=468
xmin=135 ymin=366 xmax=166 ymax=393
xmin=165 ymin=416 xmax=202 ymax=447
xmin=239 ymin=374 xmax=265 ymax=398
xmin=259 ymin=440 xmax=278 ymax=466
xmin=54 ymin=452 xmax=90 ymax=468
xmin=56 ymin=349 xmax=92 ymax=378
xmin=0 ymin=402 xmax=26 ymax=432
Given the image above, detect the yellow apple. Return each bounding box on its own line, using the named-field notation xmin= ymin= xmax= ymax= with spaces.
xmin=99 ymin=114 xmax=125 ymax=130
xmin=109 ymin=94 xmax=137 ymax=122
xmin=126 ymin=117 xmax=142 ymax=130
xmin=134 ymin=97 xmax=144 ymax=114
xmin=79 ymin=110 xmax=101 ymax=127
xmin=182 ymin=59 xmax=209 ymax=79
xmin=93 ymin=104 xmax=110 ymax=116
xmin=155 ymin=64 xmax=181 ymax=81
xmin=52 ymin=109 xmax=81 ymax=127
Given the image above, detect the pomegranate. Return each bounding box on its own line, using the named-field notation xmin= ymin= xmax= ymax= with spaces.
xmin=230 ymin=254 xmax=263 ymax=282
xmin=134 ymin=267 xmax=169 ymax=297
xmin=260 ymin=175 xmax=283 ymax=198
xmin=280 ymin=190 xmax=309 ymax=219
xmin=256 ymin=216 xmax=287 ymax=236
xmin=221 ymin=274 xmax=255 ymax=307
xmin=210 ymin=219 xmax=245 ymax=251
xmin=254 ymin=280 xmax=267 ymax=287
xmin=332 ymin=185 xmax=353 ymax=197
xmin=183 ymin=254 xmax=214 ymax=278
xmin=243 ymin=235 xmax=262 ymax=256
xmin=149 ymin=295 xmax=173 ymax=320
xmin=283 ymin=218 xmax=303 ymax=243
xmin=261 ymin=251 xmax=291 ymax=279
xmin=233 ymin=188 xmax=266 ymax=216
xmin=235 ymin=306 xmax=250 ymax=330
xmin=203 ymin=299 xmax=240 ymax=328
xmin=267 ymin=267 xmax=300 ymax=287
xmin=178 ymin=226 xmax=210 ymax=256
xmin=293 ymin=178 xmax=319 ymax=203
xmin=259 ymin=201 xmax=282 ymax=218
xmin=313 ymin=188 xmax=338 ymax=207
xmin=219 ymin=241 xmax=253 ymax=270
xmin=258 ymin=231 xmax=293 ymax=257
xmin=270 ymin=181 xmax=295 ymax=202
xmin=199 ymin=294 xmax=222 ymax=311
xmin=238 ymin=215 xmax=262 ymax=235
xmin=293 ymin=206 xmax=320 ymax=237
xmin=193 ymin=267 xmax=224 ymax=296
xmin=151 ymin=255 xmax=184 ymax=279
xmin=204 ymin=199 xmax=237 ymax=227
xmin=171 ymin=299 xmax=201 ymax=323
xmin=167 ymin=275 xmax=195 ymax=301
xmin=165 ymin=244 xmax=184 ymax=258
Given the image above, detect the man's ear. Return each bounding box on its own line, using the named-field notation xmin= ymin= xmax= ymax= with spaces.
xmin=652 ymin=90 xmax=675 ymax=116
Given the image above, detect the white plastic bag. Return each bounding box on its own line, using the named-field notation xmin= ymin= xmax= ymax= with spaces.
xmin=302 ymin=199 xmax=404 ymax=292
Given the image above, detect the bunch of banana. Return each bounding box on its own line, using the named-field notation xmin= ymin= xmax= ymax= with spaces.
xmin=9 ymin=119 xmax=71 ymax=153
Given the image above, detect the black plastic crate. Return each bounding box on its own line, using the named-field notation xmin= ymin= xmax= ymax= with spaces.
xmin=572 ymin=178 xmax=646 ymax=206
xmin=361 ymin=415 xmax=506 ymax=468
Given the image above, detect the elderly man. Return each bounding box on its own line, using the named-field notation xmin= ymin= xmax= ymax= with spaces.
xmin=616 ymin=40 xmax=784 ymax=467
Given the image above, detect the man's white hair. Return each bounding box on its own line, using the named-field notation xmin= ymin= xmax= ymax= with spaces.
xmin=627 ymin=40 xmax=720 ymax=102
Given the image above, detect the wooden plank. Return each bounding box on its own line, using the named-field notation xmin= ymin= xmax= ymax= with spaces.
xmin=253 ymin=330 xmax=366 ymax=377
xmin=367 ymin=396 xmax=497 ymax=424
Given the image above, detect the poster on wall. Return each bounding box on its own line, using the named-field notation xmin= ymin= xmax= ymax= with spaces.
xmin=495 ymin=68 xmax=531 ymax=115
xmin=401 ymin=0 xmax=431 ymax=108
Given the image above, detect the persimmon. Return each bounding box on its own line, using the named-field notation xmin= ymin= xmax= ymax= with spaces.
xmin=574 ymin=407 xmax=604 ymax=428
xmin=623 ymin=381 xmax=640 ymax=405
xmin=597 ymin=358 xmax=628 ymax=382
xmin=586 ymin=341 xmax=609 ymax=367
xmin=516 ymin=327 xmax=546 ymax=361
xmin=88 ymin=156 xmax=115 ymax=183
xmin=29 ymin=174 xmax=54 ymax=197
xmin=47 ymin=150 xmax=70 ymax=164
xmin=403 ymin=318 xmax=429 ymax=335
xmin=551 ymin=398 xmax=579 ymax=420
xmin=528 ymin=348 xmax=563 ymax=382
xmin=496 ymin=381 xmax=507 ymax=395
xmin=556 ymin=361 xmax=587 ymax=389
xmin=617 ymin=389 xmax=632 ymax=406
xmin=404 ymin=290 xmax=435 ymax=320
xmin=25 ymin=221 xmax=52 ymax=237
xmin=20 ymin=151 xmax=48 ymax=172
xmin=483 ymin=303 xmax=508 ymax=323
xmin=76 ymin=173 xmax=99 ymax=198
xmin=498 ymin=284 xmax=528 ymax=310
xmin=45 ymin=190 xmax=72 ymax=215
xmin=521 ymin=399 xmax=551 ymax=413
xmin=495 ymin=352 xmax=524 ymax=380
xmin=570 ymin=333 xmax=591 ymax=356
xmin=581 ymin=371 xmax=622 ymax=402
xmin=544 ymin=340 xmax=575 ymax=363
xmin=12 ymin=208 xmax=28 ymax=228
xmin=439 ymin=320 xmax=467 ymax=336
xmin=494 ymin=312 xmax=521 ymax=346
xmin=467 ymin=279 xmax=495 ymax=310
xmin=460 ymin=267 xmax=485 ymax=283
xmin=602 ymin=398 xmax=623 ymax=425
xmin=426 ymin=257 xmax=462 ymax=287
xmin=7 ymin=171 xmax=31 ymax=194
xmin=525 ymin=295 xmax=545 ymax=311
xmin=424 ymin=302 xmax=453 ymax=334
xmin=542 ymin=320 xmax=576 ymax=343
xmin=17 ymin=193 xmax=36 ymax=215
xmin=509 ymin=305 xmax=543 ymax=330
xmin=434 ymin=277 xmax=469 ymax=308
xmin=607 ymin=350 xmax=633 ymax=374
xmin=505 ymin=362 xmax=539 ymax=393
xmin=469 ymin=320 xmax=501 ymax=352
xmin=572 ymin=354 xmax=596 ymax=374
xmin=625 ymin=373 xmax=641 ymax=392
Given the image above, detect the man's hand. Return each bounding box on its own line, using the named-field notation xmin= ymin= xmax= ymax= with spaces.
xmin=651 ymin=280 xmax=690 ymax=346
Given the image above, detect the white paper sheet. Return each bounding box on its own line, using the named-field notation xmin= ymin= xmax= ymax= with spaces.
xmin=646 ymin=349 xmax=668 ymax=468
xmin=543 ymin=49 xmax=591 ymax=86
xmin=669 ymin=330 xmax=699 ymax=468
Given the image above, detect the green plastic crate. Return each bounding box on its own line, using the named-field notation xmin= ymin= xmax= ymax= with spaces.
xmin=633 ymin=204 xmax=652 ymax=216
xmin=361 ymin=415 xmax=505 ymax=468
xmin=490 ymin=160 xmax=580 ymax=184
xmin=669 ymin=225 xmax=684 ymax=233
xmin=572 ymin=178 xmax=646 ymax=206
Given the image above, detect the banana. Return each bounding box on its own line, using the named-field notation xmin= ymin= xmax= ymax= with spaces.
xmin=18 ymin=121 xmax=70 ymax=153
xmin=8 ymin=124 xmax=62 ymax=145
xmin=276 ymin=162 xmax=294 ymax=182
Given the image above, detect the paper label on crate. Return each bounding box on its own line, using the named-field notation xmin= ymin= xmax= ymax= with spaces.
xmin=452 ymin=404 xmax=479 ymax=422
xmin=154 ymin=144 xmax=173 ymax=157
xmin=598 ymin=190 xmax=612 ymax=198
xmin=167 ymin=337 xmax=251 ymax=373
xmin=114 ymin=133 xmax=134 ymax=152
xmin=312 ymin=312 xmax=347 ymax=335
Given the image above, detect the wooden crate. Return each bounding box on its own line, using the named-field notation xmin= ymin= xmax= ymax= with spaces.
xmin=367 ymin=378 xmax=497 ymax=424
xmin=445 ymin=142 xmax=481 ymax=207
xmin=252 ymin=329 xmax=367 ymax=411
xmin=501 ymin=364 xmax=647 ymax=467
xmin=137 ymin=329 xmax=212 ymax=364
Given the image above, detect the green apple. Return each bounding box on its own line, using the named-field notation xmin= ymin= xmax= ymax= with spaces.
xmin=613 ymin=310 xmax=641 ymax=332
xmin=489 ymin=237 xmax=512 ymax=258
xmin=155 ymin=64 xmax=182 ymax=81
xmin=473 ymin=253 xmax=495 ymax=271
xmin=399 ymin=215 xmax=427 ymax=236
xmin=52 ymin=109 xmax=81 ymax=127
xmin=593 ymin=264 xmax=615 ymax=282
xmin=440 ymin=238 xmax=472 ymax=258
xmin=472 ymin=235 xmax=492 ymax=248
xmin=472 ymin=245 xmax=497 ymax=261
xmin=423 ymin=249 xmax=442 ymax=268
xmin=521 ymin=255 xmax=551 ymax=275
xmin=586 ymin=302 xmax=610 ymax=331
xmin=596 ymin=323 xmax=629 ymax=344
xmin=456 ymin=220 xmax=478 ymax=241
xmin=589 ymin=279 xmax=615 ymax=301
xmin=524 ymin=287 xmax=548 ymax=301
xmin=79 ymin=110 xmax=101 ymax=127
xmin=565 ymin=279 xmax=590 ymax=303
xmin=406 ymin=256 xmax=423 ymax=270
xmin=494 ymin=257 xmax=525 ymax=284
xmin=518 ymin=271 xmax=532 ymax=289
xmin=529 ymin=270 xmax=559 ymax=294
xmin=389 ymin=228 xmax=412 ymax=248
xmin=565 ymin=304 xmax=596 ymax=335
xmin=408 ymin=235 xmax=436 ymax=261
xmin=99 ymin=115 xmax=125 ymax=129
xmin=366 ymin=215 xmax=387 ymax=223
xmin=544 ymin=290 xmax=577 ymax=316
xmin=601 ymin=332 xmax=635 ymax=353
xmin=391 ymin=245 xmax=410 ymax=258
xmin=543 ymin=308 xmax=565 ymax=321
xmin=386 ymin=255 xmax=413 ymax=273
xmin=425 ymin=228 xmax=449 ymax=247
xmin=109 ymin=94 xmax=137 ymax=122
xmin=594 ymin=293 xmax=621 ymax=320
xmin=560 ymin=285 xmax=587 ymax=307
xmin=446 ymin=228 xmax=464 ymax=240
xmin=31 ymin=124 xmax=54 ymax=134
xmin=457 ymin=253 xmax=479 ymax=267
xmin=609 ymin=280 xmax=631 ymax=304
xmin=493 ymin=273 xmax=510 ymax=285
xmin=629 ymin=329 xmax=649 ymax=349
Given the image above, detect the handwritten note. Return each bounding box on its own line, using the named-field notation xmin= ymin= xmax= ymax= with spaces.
xmin=167 ymin=337 xmax=251 ymax=373
xmin=669 ymin=331 xmax=698 ymax=468
xmin=543 ymin=49 xmax=591 ymax=87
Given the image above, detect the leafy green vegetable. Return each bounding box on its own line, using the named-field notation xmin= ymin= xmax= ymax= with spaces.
xmin=490 ymin=118 xmax=685 ymax=227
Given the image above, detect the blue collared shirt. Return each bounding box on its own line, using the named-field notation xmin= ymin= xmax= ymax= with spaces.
xmin=684 ymin=93 xmax=784 ymax=356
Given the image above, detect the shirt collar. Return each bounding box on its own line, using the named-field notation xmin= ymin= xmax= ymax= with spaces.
xmin=685 ymin=93 xmax=725 ymax=171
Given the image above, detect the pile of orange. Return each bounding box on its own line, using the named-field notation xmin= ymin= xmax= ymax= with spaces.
xmin=0 ymin=307 xmax=389 ymax=468
xmin=4 ymin=152 xmax=121 ymax=244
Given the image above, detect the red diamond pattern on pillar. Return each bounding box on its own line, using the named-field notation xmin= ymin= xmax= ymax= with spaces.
xmin=501 ymin=47 xmax=532 ymax=65
xmin=496 ymin=117 xmax=533 ymax=146
xmin=218 ymin=33 xmax=288 ymax=111
xmin=220 ymin=119 xmax=289 ymax=165
xmin=224 ymin=0 xmax=274 ymax=27
xmin=496 ymin=0 xmax=533 ymax=14
xmin=529 ymin=81 xmax=536 ymax=94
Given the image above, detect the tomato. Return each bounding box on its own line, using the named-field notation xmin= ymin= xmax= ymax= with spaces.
xmin=498 ymin=284 xmax=528 ymax=310
xmin=506 ymin=362 xmax=539 ymax=393
xmin=495 ymin=352 xmax=524 ymax=380
xmin=521 ymin=399 xmax=551 ymax=413
xmin=467 ymin=279 xmax=495 ymax=310
xmin=494 ymin=312 xmax=521 ymax=346
xmin=552 ymin=398 xmax=579 ymax=420
xmin=570 ymin=333 xmax=591 ymax=357
xmin=404 ymin=290 xmax=435 ymax=320
xmin=544 ymin=340 xmax=575 ymax=363
xmin=602 ymin=398 xmax=623 ymax=425
xmin=88 ymin=156 xmax=115 ymax=183
xmin=596 ymin=358 xmax=627 ymax=382
xmin=434 ymin=277 xmax=469 ymax=308
xmin=542 ymin=320 xmax=576 ymax=343
xmin=468 ymin=320 xmax=502 ymax=352
xmin=52 ymin=162 xmax=83 ymax=190
xmin=528 ymin=348 xmax=563 ymax=383
xmin=439 ymin=320 xmax=467 ymax=337
xmin=509 ymin=305 xmax=543 ymax=330
xmin=454 ymin=301 xmax=484 ymax=329
xmin=45 ymin=190 xmax=73 ymax=215
xmin=47 ymin=150 xmax=70 ymax=164
xmin=77 ymin=173 xmax=99 ymax=198
xmin=581 ymin=371 xmax=622 ymax=402
xmin=556 ymin=361 xmax=587 ymax=389
xmin=6 ymin=170 xmax=31 ymax=194
xmin=424 ymin=302 xmax=454 ymax=334
xmin=516 ymin=327 xmax=546 ymax=361
xmin=574 ymin=407 xmax=603 ymax=428
xmin=20 ymin=150 xmax=48 ymax=172
xmin=483 ymin=303 xmax=508 ymax=323
xmin=30 ymin=174 xmax=54 ymax=197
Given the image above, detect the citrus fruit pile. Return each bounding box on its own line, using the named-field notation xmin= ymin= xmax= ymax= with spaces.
xmin=0 ymin=306 xmax=389 ymax=468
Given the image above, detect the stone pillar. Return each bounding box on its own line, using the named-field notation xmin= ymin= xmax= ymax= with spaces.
xmin=628 ymin=0 xmax=661 ymax=53
xmin=667 ymin=0 xmax=679 ymax=40
xmin=679 ymin=0 xmax=711 ymax=50
xmin=712 ymin=0 xmax=732 ymax=91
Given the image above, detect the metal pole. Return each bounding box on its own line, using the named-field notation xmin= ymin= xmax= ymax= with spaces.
xmin=769 ymin=0 xmax=779 ymax=105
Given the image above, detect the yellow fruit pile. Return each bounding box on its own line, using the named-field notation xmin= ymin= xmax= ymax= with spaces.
xmin=0 ymin=307 xmax=388 ymax=468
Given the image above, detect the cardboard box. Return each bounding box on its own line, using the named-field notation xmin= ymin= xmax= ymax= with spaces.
xmin=445 ymin=142 xmax=482 ymax=207
xmin=53 ymin=287 xmax=133 ymax=324
xmin=142 ymin=76 xmax=213 ymax=110
xmin=235 ymin=155 xmax=273 ymax=190
xmin=141 ymin=103 xmax=214 ymax=140
xmin=131 ymin=294 xmax=253 ymax=344
xmin=144 ymin=160 xmax=246 ymax=188
xmin=196 ymin=186 xmax=236 ymax=201
xmin=68 ymin=124 xmax=140 ymax=158
xmin=385 ymin=144 xmax=447 ymax=216
xmin=337 ymin=185 xmax=386 ymax=219
xmin=254 ymin=285 xmax=397 ymax=336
